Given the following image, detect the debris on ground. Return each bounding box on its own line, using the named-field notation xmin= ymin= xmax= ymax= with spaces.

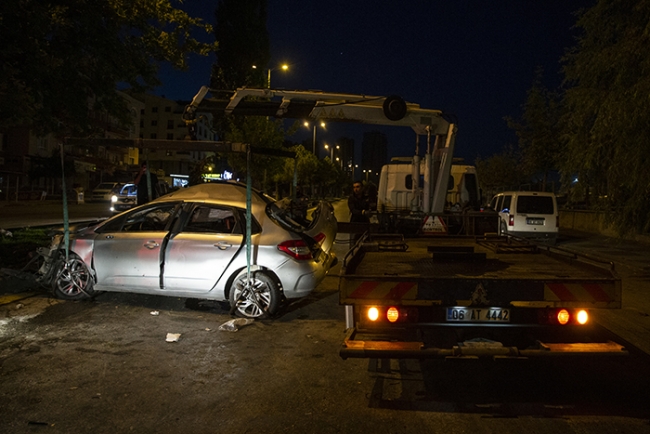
xmin=219 ymin=318 xmax=254 ymax=332
xmin=165 ymin=333 xmax=181 ymax=342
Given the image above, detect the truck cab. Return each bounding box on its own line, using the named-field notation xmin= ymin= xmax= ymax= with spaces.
xmin=377 ymin=158 xmax=481 ymax=212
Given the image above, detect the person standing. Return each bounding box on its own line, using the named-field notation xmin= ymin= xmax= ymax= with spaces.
xmin=348 ymin=181 xmax=370 ymax=223
xmin=134 ymin=162 xmax=160 ymax=205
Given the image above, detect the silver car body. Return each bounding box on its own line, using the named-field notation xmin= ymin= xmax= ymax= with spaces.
xmin=62 ymin=183 xmax=337 ymax=301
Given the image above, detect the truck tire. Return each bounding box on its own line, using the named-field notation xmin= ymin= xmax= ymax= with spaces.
xmin=52 ymin=254 xmax=95 ymax=301
xmin=229 ymin=270 xmax=281 ymax=319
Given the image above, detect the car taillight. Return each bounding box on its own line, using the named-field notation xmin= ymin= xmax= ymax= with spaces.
xmin=277 ymin=240 xmax=313 ymax=260
xmin=312 ymin=232 xmax=326 ymax=246
xmin=508 ymin=214 xmax=514 ymax=226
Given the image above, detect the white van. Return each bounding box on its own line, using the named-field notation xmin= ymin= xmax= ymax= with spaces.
xmin=489 ymin=191 xmax=559 ymax=244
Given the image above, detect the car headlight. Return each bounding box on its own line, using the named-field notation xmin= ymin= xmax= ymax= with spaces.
xmin=111 ymin=195 xmax=118 ymax=203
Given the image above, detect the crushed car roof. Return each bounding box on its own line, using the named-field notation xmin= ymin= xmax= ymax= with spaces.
xmin=160 ymin=183 xmax=269 ymax=206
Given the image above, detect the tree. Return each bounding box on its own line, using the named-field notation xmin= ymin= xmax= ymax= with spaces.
xmin=222 ymin=115 xmax=288 ymax=191
xmin=561 ymin=0 xmax=650 ymax=233
xmin=506 ymin=69 xmax=563 ymax=190
xmin=0 ymin=0 xmax=216 ymax=137
xmin=210 ymin=0 xmax=270 ymax=90
xmin=475 ymin=145 xmax=527 ymax=200
xmin=209 ymin=0 xmax=292 ymax=195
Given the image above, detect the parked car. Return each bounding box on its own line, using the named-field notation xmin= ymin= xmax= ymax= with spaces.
xmin=110 ymin=183 xmax=138 ymax=214
xmin=90 ymin=182 xmax=123 ymax=202
xmin=36 ymin=182 xmax=338 ymax=319
xmin=489 ymin=191 xmax=559 ymax=244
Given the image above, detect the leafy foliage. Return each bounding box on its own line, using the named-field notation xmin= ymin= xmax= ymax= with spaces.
xmin=560 ymin=0 xmax=650 ymax=233
xmin=475 ymin=145 xmax=527 ymax=200
xmin=210 ymin=0 xmax=270 ymax=90
xmin=506 ymin=69 xmax=563 ymax=189
xmin=0 ymin=0 xmax=216 ymax=137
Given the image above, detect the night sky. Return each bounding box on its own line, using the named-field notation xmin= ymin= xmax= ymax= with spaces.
xmin=156 ymin=1 xmax=595 ymax=165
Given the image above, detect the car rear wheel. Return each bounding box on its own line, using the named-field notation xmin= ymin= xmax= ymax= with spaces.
xmin=52 ymin=254 xmax=95 ymax=301
xmin=229 ymin=271 xmax=281 ymax=319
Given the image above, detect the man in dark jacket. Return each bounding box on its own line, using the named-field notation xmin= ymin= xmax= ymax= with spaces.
xmin=134 ymin=162 xmax=160 ymax=205
xmin=348 ymin=181 xmax=370 ymax=223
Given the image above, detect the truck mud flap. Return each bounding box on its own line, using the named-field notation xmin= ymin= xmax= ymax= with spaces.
xmin=340 ymin=328 xmax=629 ymax=360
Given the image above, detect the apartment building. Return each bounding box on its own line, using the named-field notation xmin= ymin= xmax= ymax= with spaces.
xmin=136 ymin=93 xmax=216 ymax=187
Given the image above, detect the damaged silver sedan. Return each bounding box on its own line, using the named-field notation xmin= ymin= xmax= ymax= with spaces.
xmin=36 ymin=182 xmax=337 ymax=319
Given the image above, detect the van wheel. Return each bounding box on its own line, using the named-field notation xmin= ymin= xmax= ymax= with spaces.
xmin=229 ymin=271 xmax=281 ymax=319
xmin=499 ymin=221 xmax=508 ymax=237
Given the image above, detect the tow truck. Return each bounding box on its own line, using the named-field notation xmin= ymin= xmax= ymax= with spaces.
xmin=188 ymin=86 xmax=627 ymax=359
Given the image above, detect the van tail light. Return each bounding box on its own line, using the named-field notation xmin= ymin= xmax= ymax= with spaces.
xmin=277 ymin=240 xmax=313 ymax=260
xmin=509 ymin=214 xmax=514 ymax=226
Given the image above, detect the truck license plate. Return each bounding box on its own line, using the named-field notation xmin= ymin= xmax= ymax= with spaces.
xmin=446 ymin=307 xmax=510 ymax=322
xmin=526 ymin=218 xmax=544 ymax=225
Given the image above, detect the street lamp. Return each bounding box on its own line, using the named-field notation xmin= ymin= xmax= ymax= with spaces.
xmin=324 ymin=143 xmax=339 ymax=160
xmin=305 ymin=120 xmax=326 ymax=155
xmin=252 ymin=63 xmax=289 ymax=88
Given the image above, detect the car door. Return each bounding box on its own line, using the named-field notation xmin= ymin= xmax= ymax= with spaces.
xmin=93 ymin=203 xmax=178 ymax=290
xmin=162 ymin=203 xmax=243 ymax=292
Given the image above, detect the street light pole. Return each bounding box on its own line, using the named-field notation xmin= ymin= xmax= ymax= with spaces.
xmin=253 ymin=63 xmax=289 ymax=88
xmin=306 ymin=121 xmax=325 ymax=155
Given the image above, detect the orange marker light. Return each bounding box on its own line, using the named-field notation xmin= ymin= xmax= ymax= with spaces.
xmin=367 ymin=307 xmax=379 ymax=322
xmin=557 ymin=309 xmax=570 ymax=325
xmin=576 ymin=310 xmax=589 ymax=325
xmin=387 ymin=307 xmax=399 ymax=323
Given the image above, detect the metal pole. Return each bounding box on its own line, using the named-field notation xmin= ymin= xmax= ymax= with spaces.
xmin=60 ymin=143 xmax=70 ymax=261
xmin=312 ymin=125 xmax=316 ymax=154
xmin=267 ymin=69 xmax=271 ymax=89
xmin=245 ymin=145 xmax=252 ymax=281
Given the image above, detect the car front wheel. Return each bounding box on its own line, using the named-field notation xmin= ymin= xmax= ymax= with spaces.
xmin=52 ymin=254 xmax=95 ymax=300
xmin=229 ymin=271 xmax=281 ymax=319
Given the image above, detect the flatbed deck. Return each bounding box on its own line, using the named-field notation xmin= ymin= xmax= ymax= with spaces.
xmin=340 ymin=235 xmax=621 ymax=309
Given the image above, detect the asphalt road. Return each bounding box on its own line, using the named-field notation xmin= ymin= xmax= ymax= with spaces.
xmin=1 ymin=200 xmax=650 ymax=432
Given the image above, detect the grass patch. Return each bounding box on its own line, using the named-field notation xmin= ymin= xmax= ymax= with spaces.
xmin=0 ymin=228 xmax=51 ymax=269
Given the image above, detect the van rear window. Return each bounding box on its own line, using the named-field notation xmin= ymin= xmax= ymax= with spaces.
xmin=516 ymin=196 xmax=554 ymax=214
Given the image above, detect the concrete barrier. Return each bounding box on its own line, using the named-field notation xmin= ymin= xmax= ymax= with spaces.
xmin=560 ymin=209 xmax=650 ymax=244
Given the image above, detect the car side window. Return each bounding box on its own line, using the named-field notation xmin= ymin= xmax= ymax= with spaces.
xmin=117 ymin=204 xmax=176 ymax=232
xmin=502 ymin=195 xmax=512 ymax=213
xmin=184 ymin=205 xmax=238 ymax=234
